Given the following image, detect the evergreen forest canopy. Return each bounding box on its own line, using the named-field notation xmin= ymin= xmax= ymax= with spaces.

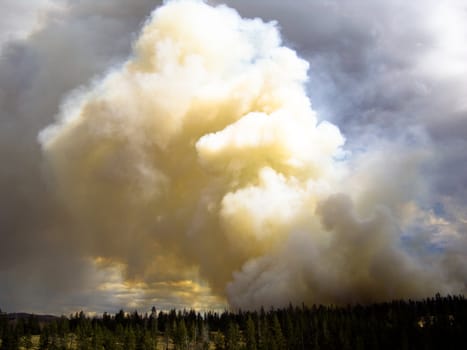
xmin=1 ymin=294 xmax=467 ymax=350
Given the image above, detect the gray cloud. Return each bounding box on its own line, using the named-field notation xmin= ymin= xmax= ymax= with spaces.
xmin=219 ymin=0 xmax=467 ymax=233
xmin=0 ymin=0 xmax=160 ymax=314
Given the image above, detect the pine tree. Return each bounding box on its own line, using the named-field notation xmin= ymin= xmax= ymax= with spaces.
xmin=163 ymin=321 xmax=171 ymax=350
xmin=137 ymin=329 xmax=156 ymax=350
xmin=257 ymin=312 xmax=269 ymax=350
xmin=114 ymin=323 xmax=125 ymax=350
xmin=124 ymin=327 xmax=136 ymax=350
xmin=224 ymin=321 xmax=240 ymax=350
xmin=173 ymin=319 xmax=188 ymax=350
xmin=283 ymin=312 xmax=295 ymax=350
xmin=245 ymin=316 xmax=257 ymax=350
xmin=77 ymin=324 xmax=91 ymax=350
xmin=149 ymin=308 xmax=158 ymax=338
xmin=102 ymin=328 xmax=117 ymax=350
xmin=270 ymin=314 xmax=285 ymax=350
xmin=91 ymin=324 xmax=104 ymax=350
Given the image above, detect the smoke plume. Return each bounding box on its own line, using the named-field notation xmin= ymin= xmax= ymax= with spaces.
xmin=35 ymin=0 xmax=466 ymax=310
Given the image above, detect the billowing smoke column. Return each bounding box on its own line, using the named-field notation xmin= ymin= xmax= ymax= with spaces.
xmin=39 ymin=0 xmax=462 ymax=309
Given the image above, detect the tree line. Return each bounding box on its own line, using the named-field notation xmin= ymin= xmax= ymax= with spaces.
xmin=1 ymin=293 xmax=467 ymax=349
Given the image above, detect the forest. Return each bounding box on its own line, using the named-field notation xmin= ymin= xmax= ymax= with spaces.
xmin=1 ymin=294 xmax=467 ymax=350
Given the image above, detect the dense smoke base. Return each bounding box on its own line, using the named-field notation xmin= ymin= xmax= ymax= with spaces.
xmin=38 ymin=0 xmax=464 ymax=309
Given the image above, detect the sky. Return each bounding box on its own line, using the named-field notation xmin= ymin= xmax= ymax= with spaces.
xmin=0 ymin=0 xmax=466 ymax=315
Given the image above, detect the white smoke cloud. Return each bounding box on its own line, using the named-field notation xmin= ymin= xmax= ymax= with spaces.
xmin=37 ymin=0 xmax=466 ymax=310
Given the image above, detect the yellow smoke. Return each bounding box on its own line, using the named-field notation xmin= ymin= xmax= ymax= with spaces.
xmin=39 ymin=0 xmax=454 ymax=309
